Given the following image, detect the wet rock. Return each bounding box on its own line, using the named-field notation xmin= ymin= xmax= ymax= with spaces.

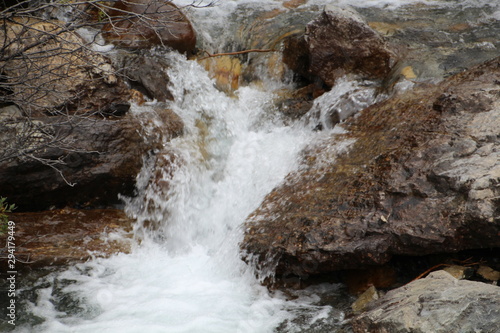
xmin=283 ymin=5 xmax=398 ymax=88
xmin=115 ymin=51 xmax=175 ymax=102
xmin=198 ymin=56 xmax=242 ymax=93
xmin=102 ymin=0 xmax=196 ymax=54
xmin=351 ymin=285 xmax=379 ymax=314
xmin=0 ymin=208 xmax=133 ymax=270
xmin=352 ymin=270 xmax=500 ymax=333
xmin=0 ymin=114 xmax=161 ymax=211
xmin=274 ymin=84 xmax=324 ymax=121
xmin=242 ymin=56 xmax=500 ymax=277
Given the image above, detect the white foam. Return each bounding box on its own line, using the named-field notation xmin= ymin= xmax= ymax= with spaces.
xmin=19 ymin=52 xmax=318 ymax=333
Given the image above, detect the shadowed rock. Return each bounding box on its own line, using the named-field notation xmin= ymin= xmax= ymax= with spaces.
xmin=0 ymin=114 xmax=160 ymax=211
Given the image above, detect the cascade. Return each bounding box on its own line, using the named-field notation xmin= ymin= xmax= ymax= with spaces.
xmin=9 ymin=1 xmax=500 ymax=332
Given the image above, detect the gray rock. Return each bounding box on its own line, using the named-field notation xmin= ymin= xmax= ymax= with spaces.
xmin=352 ymin=270 xmax=500 ymax=333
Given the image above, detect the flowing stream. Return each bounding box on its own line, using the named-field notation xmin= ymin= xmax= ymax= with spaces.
xmin=15 ymin=47 xmax=352 ymax=333
xmin=9 ymin=0 xmax=500 ymax=332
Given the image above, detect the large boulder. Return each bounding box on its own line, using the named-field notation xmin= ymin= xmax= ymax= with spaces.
xmin=0 ymin=113 xmax=160 ymax=211
xmin=241 ymin=56 xmax=500 ymax=278
xmin=283 ymin=5 xmax=398 ymax=88
xmin=352 ymin=270 xmax=500 ymax=333
xmin=102 ymin=0 xmax=196 ymax=53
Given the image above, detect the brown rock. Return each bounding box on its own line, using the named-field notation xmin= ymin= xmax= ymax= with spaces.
xmin=116 ymin=51 xmax=175 ymax=102
xmin=241 ymin=56 xmax=500 ymax=278
xmin=0 ymin=208 xmax=133 ymax=271
xmin=344 ymin=266 xmax=398 ymax=295
xmin=283 ymin=5 xmax=398 ymax=88
xmin=283 ymin=0 xmax=307 ymax=9
xmin=477 ymin=265 xmax=500 ymax=282
xmin=102 ymin=0 xmax=196 ymax=53
xmin=0 ymin=114 xmax=161 ymax=211
xmin=442 ymin=265 xmax=473 ymax=280
xmin=199 ymin=56 xmax=242 ymax=93
xmin=307 ymin=5 xmax=397 ymax=86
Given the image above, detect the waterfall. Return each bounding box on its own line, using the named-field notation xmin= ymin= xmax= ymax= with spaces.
xmin=11 ymin=0 xmax=500 ymax=332
xmin=15 ymin=49 xmax=337 ymax=333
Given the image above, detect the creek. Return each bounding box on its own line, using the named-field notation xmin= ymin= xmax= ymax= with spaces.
xmin=9 ymin=0 xmax=500 ymax=332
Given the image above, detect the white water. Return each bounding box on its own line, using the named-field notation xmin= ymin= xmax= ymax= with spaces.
xmin=16 ymin=50 xmax=346 ymax=332
xmin=13 ymin=0 xmax=500 ymax=332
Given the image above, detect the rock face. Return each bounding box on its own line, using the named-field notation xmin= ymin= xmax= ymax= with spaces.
xmin=283 ymin=5 xmax=397 ymax=88
xmin=0 ymin=208 xmax=133 ymax=270
xmin=0 ymin=114 xmax=160 ymax=211
xmin=102 ymin=0 xmax=196 ymax=53
xmin=352 ymin=270 xmax=500 ymax=333
xmin=241 ymin=56 xmax=500 ymax=277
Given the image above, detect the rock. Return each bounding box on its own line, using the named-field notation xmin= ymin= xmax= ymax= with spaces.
xmin=282 ymin=34 xmax=312 ymax=83
xmin=283 ymin=0 xmax=307 ymax=9
xmin=283 ymin=5 xmax=398 ymax=88
xmin=0 ymin=18 xmax=131 ymax=116
xmin=352 ymin=270 xmax=500 ymax=333
xmin=477 ymin=265 xmax=500 ymax=282
xmin=273 ymin=84 xmax=324 ymax=121
xmin=102 ymin=0 xmax=196 ymax=53
xmin=400 ymin=66 xmax=417 ymax=79
xmin=351 ymin=285 xmax=379 ymax=314
xmin=344 ymin=266 xmax=398 ymax=295
xmin=368 ymin=22 xmax=401 ymax=37
xmin=442 ymin=265 xmax=473 ymax=280
xmin=0 ymin=208 xmax=133 ymax=270
xmin=0 ymin=114 xmax=161 ymax=211
xmin=199 ymin=56 xmax=242 ymax=93
xmin=115 ymin=50 xmax=175 ymax=102
xmin=241 ymin=56 xmax=500 ymax=277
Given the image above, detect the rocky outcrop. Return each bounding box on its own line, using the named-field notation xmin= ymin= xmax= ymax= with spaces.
xmin=0 ymin=113 xmax=162 ymax=211
xmin=241 ymin=56 xmax=500 ymax=278
xmin=352 ymin=270 xmax=500 ymax=333
xmin=102 ymin=0 xmax=196 ymax=54
xmin=283 ymin=5 xmax=398 ymax=88
xmin=0 ymin=208 xmax=133 ymax=270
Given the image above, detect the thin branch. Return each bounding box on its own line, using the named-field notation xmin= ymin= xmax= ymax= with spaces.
xmin=199 ymin=48 xmax=277 ymax=60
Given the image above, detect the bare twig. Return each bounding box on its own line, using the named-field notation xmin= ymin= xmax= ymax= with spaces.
xmin=199 ymin=49 xmax=277 ymax=60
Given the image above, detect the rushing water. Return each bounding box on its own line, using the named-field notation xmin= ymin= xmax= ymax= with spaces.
xmin=8 ymin=0 xmax=500 ymax=332
xmin=12 ymin=46 xmax=346 ymax=333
